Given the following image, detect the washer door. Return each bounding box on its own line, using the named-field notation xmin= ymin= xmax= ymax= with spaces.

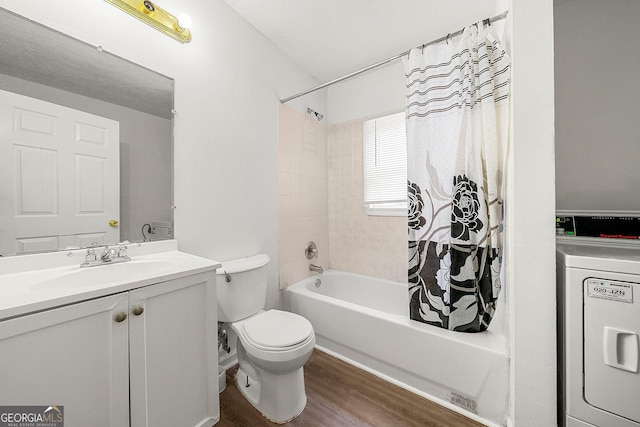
xmin=584 ymin=277 xmax=640 ymax=423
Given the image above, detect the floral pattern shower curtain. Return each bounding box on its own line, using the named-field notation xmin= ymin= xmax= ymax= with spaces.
xmin=404 ymin=24 xmax=510 ymax=332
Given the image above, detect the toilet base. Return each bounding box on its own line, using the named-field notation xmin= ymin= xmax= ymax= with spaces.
xmin=235 ymin=365 xmax=307 ymax=423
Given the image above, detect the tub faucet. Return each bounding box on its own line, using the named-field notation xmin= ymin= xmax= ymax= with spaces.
xmin=309 ymin=264 xmax=323 ymax=274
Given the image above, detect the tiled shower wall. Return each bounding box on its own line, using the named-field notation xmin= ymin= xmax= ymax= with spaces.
xmin=277 ymin=104 xmax=329 ymax=288
xmin=277 ymin=107 xmax=406 ymax=287
xmin=327 ymin=119 xmax=406 ymax=283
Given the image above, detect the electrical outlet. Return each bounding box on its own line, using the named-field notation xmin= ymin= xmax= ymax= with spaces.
xmin=150 ymin=221 xmax=173 ymax=240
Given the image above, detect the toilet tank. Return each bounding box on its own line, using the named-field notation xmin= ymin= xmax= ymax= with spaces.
xmin=215 ymin=254 xmax=270 ymax=322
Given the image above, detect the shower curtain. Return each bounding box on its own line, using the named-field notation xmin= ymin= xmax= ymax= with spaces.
xmin=404 ymin=23 xmax=510 ymax=332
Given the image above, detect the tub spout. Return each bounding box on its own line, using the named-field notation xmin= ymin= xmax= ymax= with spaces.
xmin=309 ymin=264 xmax=323 ymax=274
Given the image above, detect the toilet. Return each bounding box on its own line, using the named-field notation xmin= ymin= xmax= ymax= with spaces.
xmin=215 ymin=254 xmax=315 ymax=423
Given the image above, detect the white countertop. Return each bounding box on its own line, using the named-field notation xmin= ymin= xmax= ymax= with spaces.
xmin=0 ymin=240 xmax=221 ymax=320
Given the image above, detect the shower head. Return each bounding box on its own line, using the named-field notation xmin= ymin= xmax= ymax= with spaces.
xmin=307 ymin=107 xmax=324 ymax=121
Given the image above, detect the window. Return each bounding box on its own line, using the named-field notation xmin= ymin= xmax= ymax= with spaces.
xmin=363 ymin=111 xmax=407 ymax=216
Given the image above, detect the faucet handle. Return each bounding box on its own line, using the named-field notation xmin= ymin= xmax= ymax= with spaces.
xmin=117 ymin=243 xmax=129 ymax=258
xmin=304 ymin=241 xmax=318 ymax=259
xmin=85 ymin=247 xmax=97 ymax=262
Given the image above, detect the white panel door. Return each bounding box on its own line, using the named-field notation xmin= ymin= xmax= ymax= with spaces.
xmin=129 ymin=273 xmax=218 ymax=427
xmin=0 ymin=293 xmax=130 ymax=426
xmin=0 ymin=89 xmax=120 ymax=255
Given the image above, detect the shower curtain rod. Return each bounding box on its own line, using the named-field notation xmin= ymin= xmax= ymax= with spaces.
xmin=280 ymin=10 xmax=509 ymax=104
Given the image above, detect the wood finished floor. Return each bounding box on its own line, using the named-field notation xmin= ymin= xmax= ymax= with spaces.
xmin=217 ymin=349 xmax=485 ymax=427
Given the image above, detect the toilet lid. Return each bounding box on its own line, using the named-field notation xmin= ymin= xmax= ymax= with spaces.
xmin=242 ymin=310 xmax=313 ymax=350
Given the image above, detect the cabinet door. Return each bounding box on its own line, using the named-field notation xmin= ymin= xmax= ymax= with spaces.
xmin=129 ymin=273 xmax=218 ymax=427
xmin=0 ymin=294 xmax=129 ymax=426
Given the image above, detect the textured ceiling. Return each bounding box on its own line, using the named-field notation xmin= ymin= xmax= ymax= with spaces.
xmin=223 ymin=0 xmax=502 ymax=84
xmin=0 ymin=8 xmax=173 ymax=119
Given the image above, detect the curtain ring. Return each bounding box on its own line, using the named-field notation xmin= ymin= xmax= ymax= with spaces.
xmin=446 ymin=33 xmax=450 ymax=45
xmin=421 ymin=44 xmax=425 ymax=54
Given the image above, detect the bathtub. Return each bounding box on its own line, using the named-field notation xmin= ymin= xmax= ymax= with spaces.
xmin=284 ymin=269 xmax=509 ymax=426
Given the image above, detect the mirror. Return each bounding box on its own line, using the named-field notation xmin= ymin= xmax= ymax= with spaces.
xmin=0 ymin=8 xmax=174 ymax=256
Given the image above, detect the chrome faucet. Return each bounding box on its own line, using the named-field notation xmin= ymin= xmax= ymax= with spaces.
xmin=309 ymin=264 xmax=323 ymax=274
xmin=81 ymin=243 xmax=132 ymax=268
xmin=100 ymin=246 xmax=118 ymax=261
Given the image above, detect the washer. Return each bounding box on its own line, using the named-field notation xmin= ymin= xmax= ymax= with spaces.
xmin=558 ymin=237 xmax=640 ymax=427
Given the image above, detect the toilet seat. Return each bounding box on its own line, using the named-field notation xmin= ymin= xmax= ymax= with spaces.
xmin=241 ymin=310 xmax=313 ymax=351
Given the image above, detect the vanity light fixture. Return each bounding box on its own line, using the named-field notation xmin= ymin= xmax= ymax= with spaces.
xmin=104 ymin=0 xmax=192 ymax=43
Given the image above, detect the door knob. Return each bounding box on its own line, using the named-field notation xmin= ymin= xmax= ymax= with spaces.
xmin=109 ymin=219 xmax=119 ymax=227
xmin=132 ymin=305 xmax=144 ymax=316
xmin=114 ymin=312 xmax=127 ymax=323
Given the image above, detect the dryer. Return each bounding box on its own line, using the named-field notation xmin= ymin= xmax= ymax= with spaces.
xmin=558 ymin=238 xmax=640 ymax=427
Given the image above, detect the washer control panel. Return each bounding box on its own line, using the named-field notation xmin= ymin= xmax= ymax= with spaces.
xmin=556 ymin=215 xmax=640 ymax=240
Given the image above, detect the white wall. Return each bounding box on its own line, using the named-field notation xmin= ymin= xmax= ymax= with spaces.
xmin=509 ymin=1 xmax=556 ymax=426
xmin=555 ymin=0 xmax=640 ymax=212
xmin=0 ymin=0 xmax=325 ymax=310
xmin=327 ymin=62 xmax=405 ymax=123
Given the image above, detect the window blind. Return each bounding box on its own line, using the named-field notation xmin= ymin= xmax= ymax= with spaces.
xmin=363 ymin=111 xmax=407 ymax=216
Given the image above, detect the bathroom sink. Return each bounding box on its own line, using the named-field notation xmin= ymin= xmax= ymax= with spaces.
xmin=31 ymin=260 xmax=177 ymax=291
xmin=0 ymin=241 xmax=221 ymax=321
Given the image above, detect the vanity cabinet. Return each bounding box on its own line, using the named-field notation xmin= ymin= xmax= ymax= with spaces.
xmin=0 ymin=272 xmax=217 ymax=427
xmin=0 ymin=293 xmax=130 ymax=425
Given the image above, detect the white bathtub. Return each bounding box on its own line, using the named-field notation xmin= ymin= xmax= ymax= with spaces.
xmin=285 ymin=269 xmax=509 ymax=426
